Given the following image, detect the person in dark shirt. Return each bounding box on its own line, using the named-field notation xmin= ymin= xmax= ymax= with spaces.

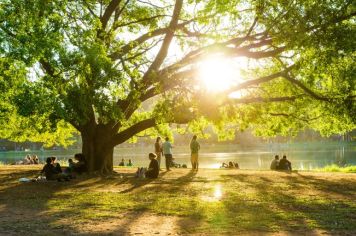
xmin=51 ymin=156 xmax=62 ymax=173
xmin=278 ymin=155 xmax=292 ymax=171
xmin=145 ymin=153 xmax=159 ymax=179
xmin=73 ymin=153 xmax=87 ymax=174
xmin=119 ymin=158 xmax=125 ymax=166
xmin=41 ymin=157 xmax=68 ymax=181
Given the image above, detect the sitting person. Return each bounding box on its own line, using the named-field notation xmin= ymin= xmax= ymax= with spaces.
xmin=51 ymin=156 xmax=62 ymax=173
xmin=32 ymin=155 xmax=39 ymax=164
xmin=221 ymin=161 xmax=237 ymax=169
xmin=72 ymin=153 xmax=87 ymax=174
xmin=119 ymin=158 xmax=125 ymax=166
xmin=126 ymin=159 xmax=133 ymax=167
xmin=234 ymin=162 xmax=240 ymax=169
xmin=64 ymin=158 xmax=74 ymax=174
xmin=23 ymin=155 xmax=32 ymax=165
xmin=40 ymin=157 xmax=69 ymax=181
xmin=270 ymin=155 xmax=279 ymax=170
xmin=278 ymin=155 xmax=292 ymax=171
xmin=29 ymin=156 xmax=35 ymax=164
xmin=145 ymin=153 xmax=159 ymax=179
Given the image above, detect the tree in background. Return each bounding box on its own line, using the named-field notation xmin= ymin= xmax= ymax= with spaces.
xmin=0 ymin=0 xmax=354 ymax=173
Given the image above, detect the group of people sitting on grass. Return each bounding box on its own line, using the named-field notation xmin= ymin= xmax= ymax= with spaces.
xmin=17 ymin=154 xmax=40 ymax=165
xmin=220 ymin=161 xmax=240 ymax=169
xmin=118 ymin=158 xmax=133 ymax=167
xmin=40 ymin=153 xmax=86 ymax=181
xmin=270 ymin=155 xmax=292 ymax=171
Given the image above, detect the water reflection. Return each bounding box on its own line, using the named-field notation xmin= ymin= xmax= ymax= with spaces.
xmin=0 ymin=143 xmax=355 ymax=170
xmin=208 ymin=163 xmax=221 ymax=169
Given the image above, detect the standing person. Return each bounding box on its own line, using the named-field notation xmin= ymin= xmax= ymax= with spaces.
xmin=154 ymin=137 xmax=163 ymax=169
xmin=162 ymin=137 xmax=173 ymax=171
xmin=190 ymin=135 xmax=200 ymax=170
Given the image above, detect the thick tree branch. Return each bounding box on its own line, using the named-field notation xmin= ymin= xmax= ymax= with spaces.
xmin=269 ymin=113 xmax=322 ymax=123
xmin=160 ymin=35 xmax=271 ymax=76
xmin=110 ymin=118 xmax=156 ymax=146
xmin=232 ymin=96 xmax=298 ymax=104
xmin=139 ymin=68 xmax=196 ymax=102
xmin=100 ymin=0 xmax=122 ymax=30
xmin=109 ymin=20 xmax=191 ymax=59
xmin=283 ymin=74 xmax=329 ymax=101
xmin=137 ymin=0 xmax=182 ymax=78
xmin=113 ymin=0 xmax=130 ymax=22
xmin=226 ymin=66 xmax=294 ymax=93
xmin=112 ymin=14 xmax=168 ymax=29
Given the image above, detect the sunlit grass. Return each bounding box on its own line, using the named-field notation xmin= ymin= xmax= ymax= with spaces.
xmin=317 ymin=164 xmax=356 ymax=173
xmin=0 ymin=167 xmax=355 ymax=234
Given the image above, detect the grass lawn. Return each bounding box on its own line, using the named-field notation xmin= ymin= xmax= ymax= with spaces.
xmin=0 ymin=166 xmax=355 ymax=235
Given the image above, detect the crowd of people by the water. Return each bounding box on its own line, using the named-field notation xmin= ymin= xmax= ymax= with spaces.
xmin=270 ymin=155 xmax=292 ymax=171
xmin=14 ymin=134 xmax=295 ymax=182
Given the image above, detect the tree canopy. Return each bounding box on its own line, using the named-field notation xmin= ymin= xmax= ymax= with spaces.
xmin=0 ymin=0 xmax=355 ymax=172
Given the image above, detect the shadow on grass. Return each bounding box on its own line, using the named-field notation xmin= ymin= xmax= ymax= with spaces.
xmin=1 ymin=168 xmax=355 ymax=235
xmin=219 ymin=172 xmax=356 ymax=234
xmin=0 ymin=168 xmax=203 ymax=235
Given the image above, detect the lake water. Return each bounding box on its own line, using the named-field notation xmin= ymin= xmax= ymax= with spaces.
xmin=1 ymin=142 xmax=355 ymax=170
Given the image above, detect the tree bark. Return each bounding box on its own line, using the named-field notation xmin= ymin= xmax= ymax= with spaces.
xmin=79 ymin=118 xmax=156 ymax=175
xmin=81 ymin=125 xmax=115 ymax=174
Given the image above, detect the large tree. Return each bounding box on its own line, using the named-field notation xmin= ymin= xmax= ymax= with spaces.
xmin=0 ymin=0 xmax=355 ymax=173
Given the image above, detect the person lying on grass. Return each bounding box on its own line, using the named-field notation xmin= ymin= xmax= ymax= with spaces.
xmin=40 ymin=157 xmax=70 ymax=181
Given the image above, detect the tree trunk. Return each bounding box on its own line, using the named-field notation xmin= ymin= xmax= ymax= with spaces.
xmin=81 ymin=126 xmax=114 ymax=174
